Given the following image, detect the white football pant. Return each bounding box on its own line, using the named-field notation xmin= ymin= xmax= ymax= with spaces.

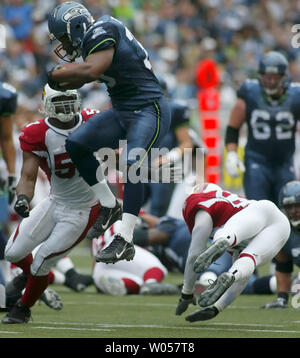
xmin=212 ymin=200 xmax=290 ymax=311
xmin=5 ymin=197 xmax=98 ymax=276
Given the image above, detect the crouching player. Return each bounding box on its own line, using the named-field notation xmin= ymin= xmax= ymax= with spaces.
xmin=2 ymin=85 xmax=101 ymax=324
xmin=176 ymin=182 xmax=290 ymax=322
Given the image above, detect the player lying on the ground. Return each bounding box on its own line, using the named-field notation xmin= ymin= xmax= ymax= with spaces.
xmin=91 ymin=216 xmax=180 ymax=296
xmin=175 ymin=182 xmax=290 ymax=322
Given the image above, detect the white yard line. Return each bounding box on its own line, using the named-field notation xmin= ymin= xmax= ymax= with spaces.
xmin=31 ymin=321 xmax=300 ymax=335
xmin=32 ymin=326 xmax=113 ymax=332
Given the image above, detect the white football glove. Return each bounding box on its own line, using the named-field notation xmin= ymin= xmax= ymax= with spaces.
xmin=225 ymin=151 xmax=245 ymax=178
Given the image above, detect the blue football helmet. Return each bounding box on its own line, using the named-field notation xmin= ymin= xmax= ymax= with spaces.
xmin=258 ymin=51 xmax=289 ymax=96
xmin=48 ymin=2 xmax=94 ymax=62
xmin=279 ymin=181 xmax=300 ymax=233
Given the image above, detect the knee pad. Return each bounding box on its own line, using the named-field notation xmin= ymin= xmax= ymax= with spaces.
xmin=274 ymin=258 xmax=293 ymax=273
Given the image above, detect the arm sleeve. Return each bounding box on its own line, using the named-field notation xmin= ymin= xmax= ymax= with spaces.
xmin=19 ymin=121 xmax=47 ymax=154
xmin=236 ymin=81 xmax=248 ymax=101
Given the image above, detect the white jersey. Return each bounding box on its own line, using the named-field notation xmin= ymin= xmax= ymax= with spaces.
xmin=19 ymin=109 xmax=99 ymax=209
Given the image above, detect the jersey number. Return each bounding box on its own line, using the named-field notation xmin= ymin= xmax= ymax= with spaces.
xmin=99 ymin=17 xmax=152 ymax=89
xmin=250 ymin=110 xmax=295 ymax=140
xmin=54 ymin=153 xmax=76 ymax=178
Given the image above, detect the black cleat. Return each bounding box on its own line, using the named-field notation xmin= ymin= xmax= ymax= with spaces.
xmin=2 ymin=299 xmax=31 ymax=324
xmin=95 ymin=234 xmax=135 ymax=264
xmin=86 ymin=200 xmax=122 ymax=239
xmin=186 ymin=306 xmax=219 ymax=322
xmin=5 ymin=272 xmax=27 ymax=309
xmin=64 ymin=269 xmax=94 ymax=292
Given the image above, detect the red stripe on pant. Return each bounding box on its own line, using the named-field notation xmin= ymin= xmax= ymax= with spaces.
xmin=239 ymin=253 xmax=256 ymax=266
xmin=44 ymin=202 xmax=100 ymax=260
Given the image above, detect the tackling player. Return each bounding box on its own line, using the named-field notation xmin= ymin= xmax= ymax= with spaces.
xmin=46 ymin=2 xmax=172 ymax=265
xmin=225 ymin=51 xmax=300 ymax=204
xmin=175 ymin=182 xmax=290 ymax=322
xmin=2 ymin=85 xmax=101 ymax=324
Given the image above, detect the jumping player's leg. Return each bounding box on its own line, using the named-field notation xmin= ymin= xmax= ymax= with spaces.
xmin=96 ymin=98 xmax=171 ymax=263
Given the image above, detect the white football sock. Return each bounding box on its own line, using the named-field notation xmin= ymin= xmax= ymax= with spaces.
xmin=91 ymin=179 xmax=116 ymax=208
xmin=55 ymin=256 xmax=74 ymax=274
xmin=228 ymin=256 xmax=255 ymax=281
xmin=116 ymin=213 xmax=138 ymax=243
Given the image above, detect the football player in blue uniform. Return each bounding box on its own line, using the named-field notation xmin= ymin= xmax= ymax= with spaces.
xmin=262 ymin=181 xmax=300 ymax=308
xmin=0 ymin=81 xmax=18 ymax=286
xmin=225 ymin=51 xmax=300 ymax=205
xmin=46 ymin=2 xmax=171 ymax=264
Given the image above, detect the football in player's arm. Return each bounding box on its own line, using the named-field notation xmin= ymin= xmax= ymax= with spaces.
xmin=46 ymin=2 xmax=173 ymax=266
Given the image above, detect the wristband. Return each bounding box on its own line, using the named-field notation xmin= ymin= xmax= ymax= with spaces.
xmin=225 ymin=125 xmax=239 ymax=145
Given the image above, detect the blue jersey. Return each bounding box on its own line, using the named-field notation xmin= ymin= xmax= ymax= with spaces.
xmin=237 ymin=79 xmax=300 ymax=164
xmin=282 ymin=227 xmax=300 ymax=269
xmin=81 ymin=16 xmax=162 ymax=110
xmin=0 ymin=81 xmax=17 ymax=116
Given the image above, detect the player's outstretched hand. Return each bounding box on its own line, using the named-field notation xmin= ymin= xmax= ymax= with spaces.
xmin=151 ymin=162 xmax=183 ymax=183
xmin=175 ymin=293 xmax=196 ymax=315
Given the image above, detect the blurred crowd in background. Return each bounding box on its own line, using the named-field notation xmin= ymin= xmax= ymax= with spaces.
xmin=1 ymin=0 xmax=300 ymax=129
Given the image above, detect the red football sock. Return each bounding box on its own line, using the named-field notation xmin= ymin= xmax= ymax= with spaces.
xmin=14 ymin=254 xmax=33 ymax=274
xmin=48 ymin=270 xmax=55 ymax=284
xmin=121 ymin=278 xmax=139 ymax=294
xmin=21 ymin=274 xmax=49 ymax=308
xmin=143 ymin=267 xmax=164 ymax=283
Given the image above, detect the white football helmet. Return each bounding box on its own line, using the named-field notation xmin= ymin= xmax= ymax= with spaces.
xmin=42 ymin=84 xmax=81 ymax=122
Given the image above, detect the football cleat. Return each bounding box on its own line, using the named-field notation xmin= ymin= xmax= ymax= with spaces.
xmin=39 ymin=288 xmax=63 ymax=310
xmin=193 ymin=238 xmax=231 ymax=273
xmin=2 ymin=299 xmax=31 ymax=324
xmin=139 ymin=282 xmax=180 ymax=295
xmin=198 ymin=272 xmax=235 ymax=307
xmin=262 ymin=297 xmax=288 ymax=309
xmin=95 ymin=234 xmax=135 ymax=264
xmin=64 ymin=269 xmax=94 ymax=292
xmin=186 ymin=306 xmax=219 ymax=322
xmin=86 ymin=200 xmax=122 ymax=239
xmin=98 ymin=276 xmax=127 ymax=296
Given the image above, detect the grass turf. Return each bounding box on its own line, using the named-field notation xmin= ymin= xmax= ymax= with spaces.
xmin=0 ymin=244 xmax=299 ymax=340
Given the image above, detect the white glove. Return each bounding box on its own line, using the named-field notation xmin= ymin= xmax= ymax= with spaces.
xmin=150 ymin=162 xmax=183 ymax=183
xmin=225 ymin=151 xmax=245 ymax=178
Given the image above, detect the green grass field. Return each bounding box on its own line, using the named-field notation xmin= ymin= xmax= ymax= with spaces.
xmin=0 ymin=244 xmax=299 ymax=339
